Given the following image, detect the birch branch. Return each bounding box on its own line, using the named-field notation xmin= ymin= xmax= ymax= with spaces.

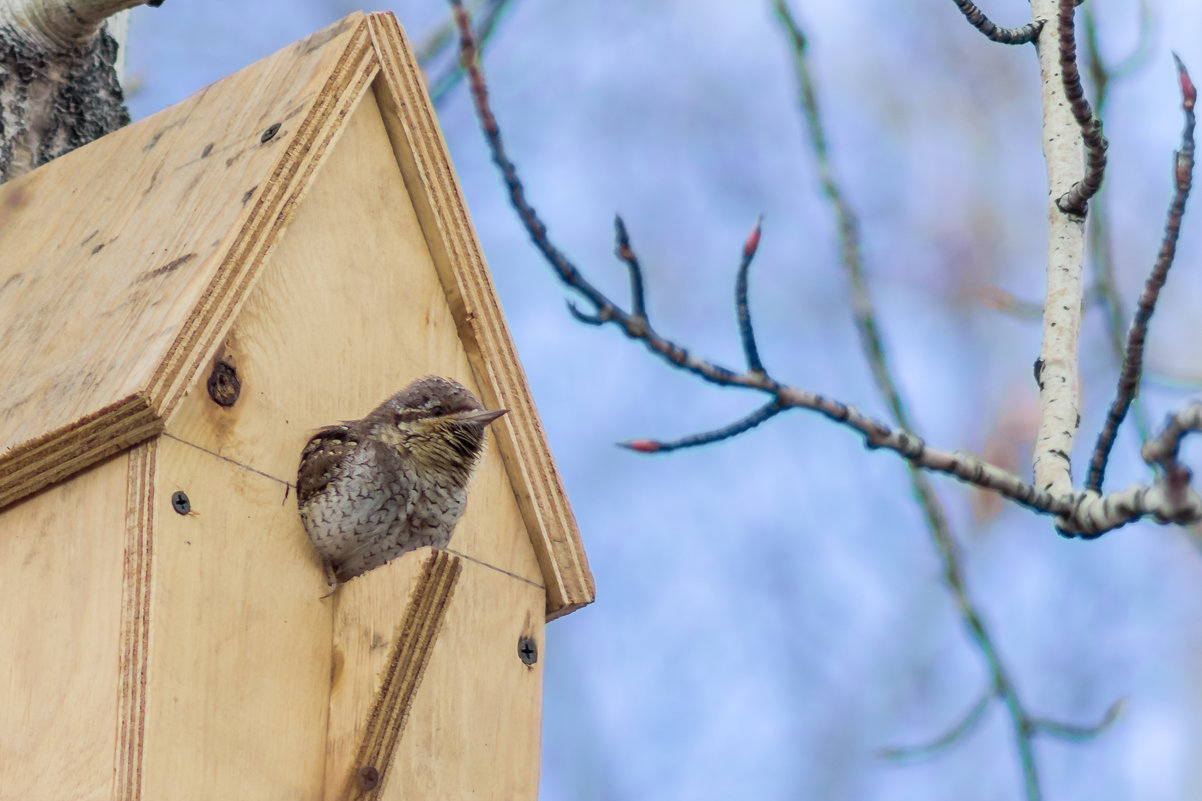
xmin=1031 ymin=0 xmax=1087 ymax=497
xmin=0 ymin=0 xmax=146 ymax=181
xmin=0 ymin=0 xmax=142 ymax=50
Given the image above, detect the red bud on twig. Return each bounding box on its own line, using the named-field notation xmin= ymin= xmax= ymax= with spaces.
xmin=1174 ymin=52 xmax=1196 ymax=111
xmin=743 ymin=215 xmax=763 ymax=260
xmin=620 ymin=439 xmax=662 ymax=453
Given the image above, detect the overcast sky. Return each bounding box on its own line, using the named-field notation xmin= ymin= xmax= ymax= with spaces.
xmin=128 ymin=2 xmax=1202 ymax=799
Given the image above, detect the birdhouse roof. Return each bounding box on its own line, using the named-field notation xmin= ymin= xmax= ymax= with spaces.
xmin=0 ymin=12 xmax=592 ymax=617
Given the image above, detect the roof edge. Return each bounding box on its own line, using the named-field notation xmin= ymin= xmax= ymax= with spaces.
xmin=366 ymin=13 xmax=595 ymax=619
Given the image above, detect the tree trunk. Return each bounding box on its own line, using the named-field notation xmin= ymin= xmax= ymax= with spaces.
xmin=0 ymin=0 xmax=142 ymax=181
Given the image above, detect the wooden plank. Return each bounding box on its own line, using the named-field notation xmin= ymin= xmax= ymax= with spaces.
xmin=0 ymin=14 xmax=376 ymax=511
xmin=0 ymin=452 xmax=129 ymax=801
xmin=366 ymin=13 xmax=594 ymax=619
xmin=114 ymin=441 xmax=156 ymax=801
xmin=164 ymin=88 xmax=545 ymax=589
xmin=135 ymin=436 xmax=332 ymax=801
xmin=325 ymin=549 xmax=545 ymax=801
xmin=324 ymin=549 xmax=462 ymax=801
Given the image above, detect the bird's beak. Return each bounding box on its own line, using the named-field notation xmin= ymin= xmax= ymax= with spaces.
xmin=456 ymin=408 xmax=508 ymax=426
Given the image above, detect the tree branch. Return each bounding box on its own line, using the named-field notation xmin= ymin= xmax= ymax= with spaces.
xmin=0 ymin=0 xmax=144 ymax=50
xmin=948 ymin=0 xmax=1043 ymax=45
xmin=450 ymin=0 xmax=1202 ymax=539
xmin=1055 ymin=0 xmax=1109 ymax=214
xmin=1088 ymin=56 xmax=1196 ymax=492
xmin=1031 ymin=0 xmax=1087 ymax=497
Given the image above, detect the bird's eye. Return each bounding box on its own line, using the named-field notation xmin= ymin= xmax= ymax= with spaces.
xmin=429 ymin=404 xmax=445 ymax=416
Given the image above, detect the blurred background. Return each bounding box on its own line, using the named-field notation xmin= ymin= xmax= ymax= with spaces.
xmin=127 ymin=1 xmax=1202 ymax=798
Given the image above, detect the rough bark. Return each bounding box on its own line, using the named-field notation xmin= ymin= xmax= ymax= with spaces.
xmin=0 ymin=0 xmax=140 ymax=182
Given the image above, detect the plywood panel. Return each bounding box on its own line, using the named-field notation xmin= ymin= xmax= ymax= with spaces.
xmin=164 ymin=90 xmax=544 ymax=588
xmin=384 ymin=557 xmax=545 ymax=800
xmin=0 ymin=453 xmax=128 ymax=801
xmin=323 ymin=549 xmax=544 ymax=801
xmin=323 ymin=548 xmax=462 ymax=801
xmin=135 ymin=436 xmax=332 ymax=801
xmin=0 ymin=14 xmax=377 ymax=510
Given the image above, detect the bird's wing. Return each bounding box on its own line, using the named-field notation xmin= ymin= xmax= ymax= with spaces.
xmin=297 ymin=424 xmax=360 ymax=506
xmin=328 ymin=439 xmax=416 ymax=581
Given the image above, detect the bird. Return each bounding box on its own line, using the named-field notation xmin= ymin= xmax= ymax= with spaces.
xmin=296 ymin=376 xmax=507 ymax=591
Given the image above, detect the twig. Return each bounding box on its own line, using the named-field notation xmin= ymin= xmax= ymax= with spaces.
xmin=1031 ymin=699 xmax=1124 ymax=739
xmin=948 ymin=0 xmax=1043 ymax=45
xmin=613 ymin=216 xmax=648 ymax=320
xmin=877 ymin=690 xmax=993 ymax=761
xmin=735 ymin=216 xmax=766 ymax=375
xmin=620 ymin=400 xmax=783 ymax=454
xmin=1088 ymin=56 xmax=1196 ymax=492
xmin=1056 ymin=0 xmax=1109 ymax=214
xmin=771 ymin=0 xmax=907 ymax=426
xmin=418 ymin=0 xmax=515 ymax=105
xmin=1081 ymin=0 xmax=1156 ymax=444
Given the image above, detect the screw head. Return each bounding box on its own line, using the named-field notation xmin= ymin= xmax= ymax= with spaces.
xmin=171 ymin=491 xmax=190 ymax=515
xmin=517 ymin=636 xmax=538 ymax=666
xmin=356 ymin=765 xmax=379 ymax=790
xmin=260 ymin=123 xmax=281 ymax=143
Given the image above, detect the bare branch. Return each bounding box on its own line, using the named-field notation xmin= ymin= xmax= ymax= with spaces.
xmin=877 ymin=690 xmax=993 ymax=761
xmin=771 ymin=0 xmax=908 ymax=426
xmin=1055 ymin=0 xmax=1109 ymax=214
xmin=1032 ymin=699 xmax=1123 ymax=740
xmin=0 ymin=0 xmax=143 ymax=50
xmin=735 ymin=216 xmax=766 ymax=375
xmin=1088 ymin=56 xmax=1196 ymax=492
xmin=948 ymin=0 xmax=1043 ymax=45
xmin=423 ymin=0 xmax=515 ymax=105
xmin=618 ymin=400 xmax=783 ymax=454
xmin=1032 ymin=0 xmax=1087 ymax=497
xmin=452 ymin=0 xmax=1202 ymax=533
xmin=1081 ymin=0 xmax=1156 ymax=443
xmin=613 ymin=216 xmax=648 ymax=320
xmin=1142 ymin=402 xmax=1202 ymax=473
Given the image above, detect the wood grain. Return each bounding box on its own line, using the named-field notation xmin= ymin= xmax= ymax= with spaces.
xmin=366 ymin=13 xmax=594 ymax=618
xmin=0 ymin=452 xmax=128 ymax=801
xmin=330 ymin=549 xmax=462 ymax=801
xmin=326 ymin=548 xmax=545 ymax=801
xmin=164 ymin=87 xmax=546 ymax=589
xmin=114 ymin=440 xmax=156 ymax=801
xmin=135 ymin=435 xmax=333 ymax=801
xmin=0 ymin=14 xmax=375 ymax=510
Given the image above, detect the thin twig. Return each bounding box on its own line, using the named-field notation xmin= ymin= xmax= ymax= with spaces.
xmin=735 ymin=216 xmax=766 ymax=375
xmin=773 ymin=4 xmax=1098 ymax=797
xmin=877 ymin=690 xmax=993 ymax=761
xmin=1088 ymin=56 xmax=1196 ymax=492
xmin=1056 ymin=0 xmax=1109 ymax=214
xmin=770 ymin=0 xmax=906 ymax=426
xmin=1031 ymin=699 xmax=1124 ymax=739
xmin=420 ymin=0 xmax=516 ymax=105
xmin=620 ymin=400 xmax=783 ymax=454
xmin=613 ymin=216 xmax=648 ymax=319
xmin=948 ymin=0 xmax=1043 ymax=45
xmin=1082 ymin=0 xmax=1155 ymax=444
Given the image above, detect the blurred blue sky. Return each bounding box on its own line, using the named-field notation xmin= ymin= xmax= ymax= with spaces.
xmin=127 ymin=2 xmax=1202 ymax=798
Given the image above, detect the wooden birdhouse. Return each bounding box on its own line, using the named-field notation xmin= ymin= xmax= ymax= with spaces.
xmin=0 ymin=12 xmax=593 ymax=800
